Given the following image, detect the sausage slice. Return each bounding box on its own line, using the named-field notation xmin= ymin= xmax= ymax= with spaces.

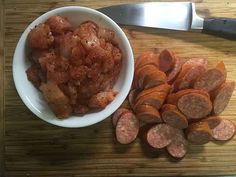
xmin=134 ymin=91 xmax=167 ymax=111
xmin=158 ymin=49 xmax=176 ymax=72
xmin=173 ymin=58 xmax=207 ymax=91
xmin=202 ymin=116 xmax=222 ymax=129
xmin=142 ymin=69 xmax=167 ymax=89
xmin=167 ymin=57 xmax=183 ymax=84
xmin=135 ymin=84 xmax=171 ymax=102
xmin=177 ymin=93 xmax=212 ymax=119
xmin=135 ymin=51 xmax=159 ymax=70
xmin=146 ymin=124 xmax=174 ymax=149
xmin=211 ymin=81 xmax=235 ymax=115
xmin=212 ymin=119 xmax=235 ymax=141
xmin=186 ymin=122 xmax=212 ymax=144
xmin=116 ymin=112 xmax=139 ymax=144
xmin=167 ymin=129 xmax=188 ymax=159
xmin=112 ymin=108 xmax=130 ymax=127
xmin=194 ymin=61 xmax=227 ymax=92
xmin=178 ymin=65 xmax=206 ymax=90
xmin=161 ymin=104 xmax=188 ymax=129
xmin=167 ymin=89 xmax=209 ymax=105
xmin=135 ymin=104 xmax=162 ymax=123
xmin=128 ymin=89 xmax=139 ymax=110
xmin=135 ymin=64 xmax=158 ymax=89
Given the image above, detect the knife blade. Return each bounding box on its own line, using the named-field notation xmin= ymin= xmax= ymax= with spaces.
xmin=98 ymin=2 xmax=236 ymax=40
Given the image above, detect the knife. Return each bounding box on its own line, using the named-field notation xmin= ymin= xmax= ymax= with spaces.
xmin=98 ymin=2 xmax=236 ymax=40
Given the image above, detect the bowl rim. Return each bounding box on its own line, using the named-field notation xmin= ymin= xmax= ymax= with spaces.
xmin=12 ymin=6 xmax=134 ymax=128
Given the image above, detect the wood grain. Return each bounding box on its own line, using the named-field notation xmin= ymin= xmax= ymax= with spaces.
xmin=0 ymin=0 xmax=5 ymax=176
xmin=2 ymin=0 xmax=236 ymax=176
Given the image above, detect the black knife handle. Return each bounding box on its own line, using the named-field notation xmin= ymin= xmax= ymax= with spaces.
xmin=202 ymin=18 xmax=236 ymax=40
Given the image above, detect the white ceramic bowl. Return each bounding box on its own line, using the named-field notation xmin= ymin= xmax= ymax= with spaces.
xmin=13 ymin=6 xmax=134 ymax=128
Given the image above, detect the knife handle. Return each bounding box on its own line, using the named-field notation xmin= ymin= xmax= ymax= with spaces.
xmin=202 ymin=18 xmax=236 ymax=40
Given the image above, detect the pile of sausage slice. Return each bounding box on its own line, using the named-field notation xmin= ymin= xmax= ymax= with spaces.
xmin=112 ymin=49 xmax=236 ymax=159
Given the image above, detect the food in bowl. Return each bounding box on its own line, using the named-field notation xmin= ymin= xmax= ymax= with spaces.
xmin=26 ymin=15 xmax=122 ymax=118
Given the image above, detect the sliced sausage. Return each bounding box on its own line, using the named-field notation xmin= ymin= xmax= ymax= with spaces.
xmin=177 ymin=93 xmax=212 ymax=119
xmin=161 ymin=104 xmax=188 ymax=129
xmin=135 ymin=51 xmax=159 ymax=70
xmin=171 ymin=66 xmax=192 ymax=92
xmin=158 ymin=49 xmax=176 ymax=72
xmin=202 ymin=116 xmax=222 ymax=129
xmin=211 ymin=81 xmax=235 ymax=115
xmin=116 ymin=112 xmax=139 ymax=144
xmin=139 ymin=123 xmax=157 ymax=139
xmin=186 ymin=121 xmax=212 ymax=144
xmin=135 ymin=64 xmax=159 ymax=89
xmin=142 ymin=69 xmax=167 ymax=89
xmin=128 ymin=89 xmax=139 ymax=110
xmin=167 ymin=129 xmax=188 ymax=159
xmin=184 ymin=58 xmax=207 ymax=70
xmin=194 ymin=61 xmax=227 ymax=92
xmin=167 ymin=57 xmax=183 ymax=84
xmin=212 ymin=119 xmax=235 ymax=141
xmin=135 ymin=104 xmax=162 ymax=123
xmin=171 ymin=59 xmax=195 ymax=81
xmin=112 ymin=108 xmax=130 ymax=127
xmin=172 ymin=58 xmax=207 ymax=92
xmin=145 ymin=124 xmax=174 ymax=149
xmin=178 ymin=65 xmax=206 ymax=90
xmin=167 ymin=89 xmax=210 ymax=105
xmin=134 ymin=91 xmax=167 ymax=111
xmin=135 ymin=84 xmax=171 ymax=102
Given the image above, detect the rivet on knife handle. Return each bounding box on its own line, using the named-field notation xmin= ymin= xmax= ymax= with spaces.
xmin=202 ymin=18 xmax=236 ymax=40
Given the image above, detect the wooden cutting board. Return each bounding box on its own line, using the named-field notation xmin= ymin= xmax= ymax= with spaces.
xmin=1 ymin=0 xmax=236 ymax=176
